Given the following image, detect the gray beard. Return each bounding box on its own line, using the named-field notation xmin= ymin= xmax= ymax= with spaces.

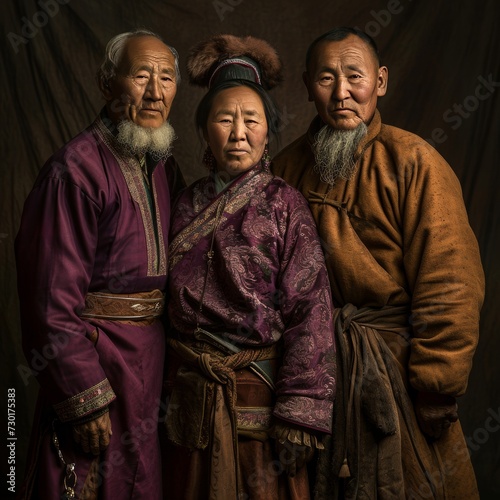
xmin=312 ymin=123 xmax=368 ymax=185
xmin=116 ymin=120 xmax=176 ymax=161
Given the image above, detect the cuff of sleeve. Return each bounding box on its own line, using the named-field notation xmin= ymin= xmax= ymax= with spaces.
xmin=269 ymin=421 xmax=325 ymax=449
xmin=71 ymin=406 xmax=109 ymax=425
xmin=53 ymin=378 xmax=116 ymax=423
xmin=273 ymin=395 xmax=333 ymax=433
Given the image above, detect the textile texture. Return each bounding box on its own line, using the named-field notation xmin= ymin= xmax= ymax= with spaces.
xmin=2 ymin=2 xmax=499 ymax=497
xmin=165 ymin=165 xmax=336 ymax=497
xmin=15 ymin=114 xmax=184 ymax=499
xmin=271 ymin=109 xmax=485 ymax=499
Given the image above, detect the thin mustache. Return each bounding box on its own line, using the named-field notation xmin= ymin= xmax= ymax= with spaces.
xmin=139 ymin=105 xmax=164 ymax=112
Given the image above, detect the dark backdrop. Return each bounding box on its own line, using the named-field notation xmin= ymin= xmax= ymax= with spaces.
xmin=1 ymin=0 xmax=499 ymax=498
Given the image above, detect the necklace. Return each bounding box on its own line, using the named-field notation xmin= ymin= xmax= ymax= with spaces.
xmin=196 ymin=191 xmax=229 ymax=330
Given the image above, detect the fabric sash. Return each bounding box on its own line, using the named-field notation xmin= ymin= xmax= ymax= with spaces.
xmin=165 ymin=336 xmax=278 ymax=499
xmin=315 ymin=303 xmax=447 ymax=500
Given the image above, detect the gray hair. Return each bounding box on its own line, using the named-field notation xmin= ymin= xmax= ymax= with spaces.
xmin=96 ymin=29 xmax=181 ymax=86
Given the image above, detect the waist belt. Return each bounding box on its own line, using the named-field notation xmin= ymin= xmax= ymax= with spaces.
xmin=330 ymin=303 xmax=445 ymax=497
xmin=80 ymin=290 xmax=165 ymax=320
xmin=165 ymin=334 xmax=280 ymax=497
xmin=192 ymin=327 xmax=278 ymax=390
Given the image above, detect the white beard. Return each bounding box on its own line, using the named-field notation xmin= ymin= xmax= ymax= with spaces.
xmin=312 ymin=123 xmax=368 ymax=185
xmin=116 ymin=120 xmax=176 ymax=161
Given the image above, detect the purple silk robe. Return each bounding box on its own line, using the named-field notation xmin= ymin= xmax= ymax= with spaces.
xmin=168 ymin=165 xmax=336 ymax=433
xmin=15 ymin=112 xmax=184 ymax=499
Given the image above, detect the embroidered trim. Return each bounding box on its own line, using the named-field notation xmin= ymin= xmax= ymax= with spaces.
xmin=236 ymin=406 xmax=273 ymax=432
xmin=53 ymin=379 xmax=116 ymax=422
xmin=169 ymin=167 xmax=273 ymax=270
xmin=81 ymin=290 xmax=165 ymax=320
xmin=209 ymin=58 xmax=262 ymax=88
xmin=151 ymin=177 xmax=167 ymax=275
xmin=274 ymin=395 xmax=333 ymax=433
xmin=92 ymin=117 xmax=166 ymax=276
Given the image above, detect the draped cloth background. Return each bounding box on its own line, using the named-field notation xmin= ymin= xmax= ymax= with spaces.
xmin=1 ymin=0 xmax=499 ymax=497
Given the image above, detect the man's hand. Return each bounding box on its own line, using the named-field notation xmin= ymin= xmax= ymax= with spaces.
xmin=73 ymin=411 xmax=112 ymax=455
xmin=415 ymin=391 xmax=458 ymax=440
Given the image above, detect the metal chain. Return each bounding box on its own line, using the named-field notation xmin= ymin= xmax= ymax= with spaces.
xmin=52 ymin=420 xmax=78 ymax=499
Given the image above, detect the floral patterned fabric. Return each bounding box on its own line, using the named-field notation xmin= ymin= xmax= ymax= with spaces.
xmin=168 ymin=164 xmax=336 ymax=432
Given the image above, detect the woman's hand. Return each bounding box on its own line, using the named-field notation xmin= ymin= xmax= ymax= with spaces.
xmin=270 ymin=422 xmax=322 ymax=477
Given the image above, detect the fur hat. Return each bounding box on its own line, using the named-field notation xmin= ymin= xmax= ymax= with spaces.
xmin=187 ymin=34 xmax=282 ymax=90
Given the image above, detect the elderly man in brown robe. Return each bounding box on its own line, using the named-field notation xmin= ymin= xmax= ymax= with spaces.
xmin=271 ymin=26 xmax=484 ymax=500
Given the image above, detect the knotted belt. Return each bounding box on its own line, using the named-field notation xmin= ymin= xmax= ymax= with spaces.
xmin=317 ymin=303 xmax=448 ymax=499
xmin=80 ymin=289 xmax=165 ymax=321
xmin=165 ymin=334 xmax=279 ymax=499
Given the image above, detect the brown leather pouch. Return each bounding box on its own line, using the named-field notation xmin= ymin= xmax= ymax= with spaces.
xmin=165 ymin=365 xmax=214 ymax=450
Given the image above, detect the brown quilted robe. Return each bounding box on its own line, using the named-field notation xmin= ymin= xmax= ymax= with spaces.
xmin=271 ymin=110 xmax=485 ymax=500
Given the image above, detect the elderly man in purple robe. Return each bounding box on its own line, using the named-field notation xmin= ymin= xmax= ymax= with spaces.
xmin=15 ymin=29 xmax=184 ymax=499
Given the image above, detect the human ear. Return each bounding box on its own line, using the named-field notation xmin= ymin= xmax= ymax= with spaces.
xmin=98 ymin=75 xmax=113 ymax=100
xmin=377 ymin=66 xmax=388 ymax=97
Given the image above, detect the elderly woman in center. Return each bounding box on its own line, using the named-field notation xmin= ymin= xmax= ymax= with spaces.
xmin=163 ymin=35 xmax=336 ymax=499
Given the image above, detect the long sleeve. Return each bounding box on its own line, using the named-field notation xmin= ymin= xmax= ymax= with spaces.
xmin=402 ymin=143 xmax=485 ymax=396
xmin=273 ymin=192 xmax=336 ymax=433
xmin=274 ymin=114 xmax=484 ymax=399
xmin=16 ymin=168 xmax=116 ymax=422
xmin=167 ymin=172 xmax=336 ymax=433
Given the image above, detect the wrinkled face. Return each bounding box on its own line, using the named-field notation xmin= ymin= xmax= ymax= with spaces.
xmin=102 ymin=36 xmax=177 ymax=128
xmin=304 ymin=35 xmax=388 ymax=130
xmin=205 ymin=86 xmax=268 ymax=178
